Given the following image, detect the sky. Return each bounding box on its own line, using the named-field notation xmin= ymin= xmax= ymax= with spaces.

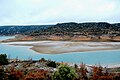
xmin=0 ymin=0 xmax=120 ymax=25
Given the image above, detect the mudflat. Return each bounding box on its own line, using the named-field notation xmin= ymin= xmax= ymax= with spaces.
xmin=6 ymin=41 xmax=120 ymax=54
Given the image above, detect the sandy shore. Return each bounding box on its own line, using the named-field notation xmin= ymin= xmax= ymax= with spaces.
xmin=4 ymin=41 xmax=120 ymax=54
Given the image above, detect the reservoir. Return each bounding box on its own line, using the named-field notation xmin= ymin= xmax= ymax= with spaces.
xmin=0 ymin=36 xmax=120 ymax=65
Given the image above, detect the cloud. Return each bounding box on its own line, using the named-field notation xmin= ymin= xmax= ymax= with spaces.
xmin=0 ymin=0 xmax=120 ymax=25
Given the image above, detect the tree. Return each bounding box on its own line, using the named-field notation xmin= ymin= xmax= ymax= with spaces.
xmin=52 ymin=65 xmax=77 ymax=80
xmin=0 ymin=54 xmax=8 ymax=65
xmin=79 ymin=63 xmax=88 ymax=80
xmin=0 ymin=67 xmax=5 ymax=80
xmin=47 ymin=61 xmax=57 ymax=68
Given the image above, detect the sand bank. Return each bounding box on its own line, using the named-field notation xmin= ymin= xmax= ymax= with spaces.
xmin=4 ymin=41 xmax=120 ymax=54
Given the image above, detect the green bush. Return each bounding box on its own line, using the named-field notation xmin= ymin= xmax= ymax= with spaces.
xmin=47 ymin=61 xmax=57 ymax=68
xmin=0 ymin=54 xmax=8 ymax=65
xmin=52 ymin=65 xmax=77 ymax=80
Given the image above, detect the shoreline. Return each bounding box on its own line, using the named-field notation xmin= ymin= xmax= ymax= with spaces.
xmin=4 ymin=41 xmax=120 ymax=54
xmin=1 ymin=40 xmax=120 ymax=68
xmin=31 ymin=47 xmax=120 ymax=54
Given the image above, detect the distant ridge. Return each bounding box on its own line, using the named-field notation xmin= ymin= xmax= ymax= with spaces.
xmin=0 ymin=25 xmax=52 ymax=35
xmin=30 ymin=22 xmax=120 ymax=36
xmin=0 ymin=22 xmax=120 ymax=37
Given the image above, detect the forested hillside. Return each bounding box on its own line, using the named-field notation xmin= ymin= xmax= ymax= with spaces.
xmin=0 ymin=25 xmax=52 ymax=35
xmin=30 ymin=22 xmax=120 ymax=36
xmin=1 ymin=22 xmax=120 ymax=41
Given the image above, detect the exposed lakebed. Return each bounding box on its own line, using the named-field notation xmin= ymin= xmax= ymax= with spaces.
xmin=0 ymin=36 xmax=120 ymax=65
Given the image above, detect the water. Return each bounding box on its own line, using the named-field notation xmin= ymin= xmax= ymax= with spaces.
xmin=0 ymin=36 xmax=15 ymax=41
xmin=0 ymin=36 xmax=120 ymax=65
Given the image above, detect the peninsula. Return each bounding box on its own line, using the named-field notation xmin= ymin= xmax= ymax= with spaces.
xmin=0 ymin=22 xmax=120 ymax=42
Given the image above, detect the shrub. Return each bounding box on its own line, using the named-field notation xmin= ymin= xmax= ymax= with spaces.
xmin=52 ymin=65 xmax=77 ymax=80
xmin=0 ymin=54 xmax=8 ymax=65
xmin=47 ymin=61 xmax=57 ymax=68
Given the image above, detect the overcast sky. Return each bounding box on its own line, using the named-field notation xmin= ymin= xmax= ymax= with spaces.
xmin=0 ymin=0 xmax=120 ymax=25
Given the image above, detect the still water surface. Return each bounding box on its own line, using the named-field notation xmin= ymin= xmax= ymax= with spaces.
xmin=0 ymin=36 xmax=120 ymax=65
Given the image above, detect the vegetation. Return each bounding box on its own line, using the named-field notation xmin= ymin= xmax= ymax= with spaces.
xmin=52 ymin=65 xmax=77 ymax=80
xmin=30 ymin=22 xmax=120 ymax=37
xmin=0 ymin=54 xmax=8 ymax=65
xmin=8 ymin=67 xmax=23 ymax=80
xmin=47 ymin=60 xmax=57 ymax=68
xmin=0 ymin=54 xmax=120 ymax=80
xmin=0 ymin=25 xmax=52 ymax=35
xmin=1 ymin=22 xmax=120 ymax=41
xmin=0 ymin=22 xmax=120 ymax=37
xmin=24 ymin=69 xmax=49 ymax=80
xmin=0 ymin=61 xmax=120 ymax=80
xmin=0 ymin=68 xmax=5 ymax=80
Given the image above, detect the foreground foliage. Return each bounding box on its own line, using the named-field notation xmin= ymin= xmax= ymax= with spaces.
xmin=0 ymin=64 xmax=120 ymax=80
xmin=0 ymin=54 xmax=8 ymax=65
xmin=0 ymin=54 xmax=120 ymax=80
xmin=52 ymin=65 xmax=77 ymax=80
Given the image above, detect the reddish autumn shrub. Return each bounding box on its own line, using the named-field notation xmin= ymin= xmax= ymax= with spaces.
xmin=8 ymin=67 xmax=23 ymax=80
xmin=24 ymin=69 xmax=49 ymax=80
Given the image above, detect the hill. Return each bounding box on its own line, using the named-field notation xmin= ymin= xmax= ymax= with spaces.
xmin=1 ymin=22 xmax=120 ymax=41
xmin=30 ymin=22 xmax=120 ymax=36
xmin=0 ymin=25 xmax=52 ymax=35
